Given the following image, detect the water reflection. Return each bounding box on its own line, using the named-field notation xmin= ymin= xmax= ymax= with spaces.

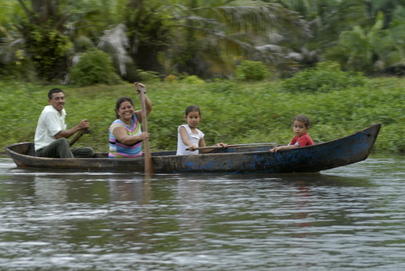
xmin=108 ymin=177 xmax=151 ymax=204
xmin=221 ymin=172 xmax=374 ymax=187
xmin=34 ymin=177 xmax=69 ymax=203
xmin=1 ymin=168 xmax=153 ymax=204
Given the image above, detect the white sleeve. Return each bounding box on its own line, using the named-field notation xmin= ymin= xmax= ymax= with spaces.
xmin=45 ymin=111 xmax=64 ymax=136
xmin=198 ymin=129 xmax=205 ymax=139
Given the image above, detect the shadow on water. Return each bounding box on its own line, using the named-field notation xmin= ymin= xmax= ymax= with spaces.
xmin=2 ymin=164 xmax=373 ymax=186
xmin=0 ymin=168 xmax=372 ymax=212
xmin=0 ymin=154 xmax=378 ymax=207
xmin=2 ymin=155 xmax=392 ymax=190
xmin=152 ymin=171 xmax=373 ymax=187
xmin=271 ymin=172 xmax=373 ymax=187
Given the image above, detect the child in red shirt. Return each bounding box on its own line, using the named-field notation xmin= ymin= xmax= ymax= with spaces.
xmin=270 ymin=115 xmax=314 ymax=152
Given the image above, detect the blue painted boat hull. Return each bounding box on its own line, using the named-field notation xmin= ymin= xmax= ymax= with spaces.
xmin=5 ymin=124 xmax=381 ymax=174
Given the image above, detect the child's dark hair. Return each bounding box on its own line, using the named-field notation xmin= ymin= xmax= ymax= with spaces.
xmin=185 ymin=105 xmax=201 ymax=116
xmin=293 ymin=114 xmax=311 ymax=128
xmin=115 ymin=97 xmax=134 ymax=118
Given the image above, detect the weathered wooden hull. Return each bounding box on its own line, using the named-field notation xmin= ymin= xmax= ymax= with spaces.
xmin=5 ymin=124 xmax=381 ymax=174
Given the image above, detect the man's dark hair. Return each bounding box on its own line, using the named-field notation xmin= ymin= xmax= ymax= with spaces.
xmin=48 ymin=88 xmax=64 ymax=99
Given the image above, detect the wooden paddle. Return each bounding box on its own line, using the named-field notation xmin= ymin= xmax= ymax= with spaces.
xmin=186 ymin=145 xmax=231 ymax=151
xmin=69 ymin=129 xmax=90 ymax=147
xmin=187 ymin=143 xmax=277 ymax=151
xmin=135 ymin=82 xmax=154 ymax=177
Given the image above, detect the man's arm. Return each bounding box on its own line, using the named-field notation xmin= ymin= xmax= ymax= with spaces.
xmin=54 ymin=119 xmax=90 ymax=139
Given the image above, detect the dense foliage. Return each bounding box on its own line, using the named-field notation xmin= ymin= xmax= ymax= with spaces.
xmin=3 ymin=0 xmax=403 ymax=82
xmin=0 ymin=78 xmax=403 ymax=155
xmin=326 ymin=12 xmax=405 ymax=75
xmin=69 ymin=49 xmax=122 ymax=86
xmin=235 ymin=60 xmax=269 ymax=81
xmin=281 ymin=62 xmax=366 ymax=93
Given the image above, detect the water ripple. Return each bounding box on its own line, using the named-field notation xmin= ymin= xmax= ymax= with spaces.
xmin=0 ymin=156 xmax=404 ymax=270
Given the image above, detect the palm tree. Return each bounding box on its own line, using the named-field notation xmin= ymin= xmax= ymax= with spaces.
xmin=14 ymin=0 xmax=120 ymax=81
xmin=6 ymin=0 xmax=309 ymax=80
xmin=327 ymin=11 xmax=405 ymax=74
xmin=364 ymin=0 xmax=405 ymax=28
xmin=123 ymin=0 xmax=309 ymax=77
xmin=15 ymin=0 xmax=72 ymax=80
xmin=273 ymin=0 xmax=405 ymax=74
xmin=271 ymin=0 xmax=367 ymax=67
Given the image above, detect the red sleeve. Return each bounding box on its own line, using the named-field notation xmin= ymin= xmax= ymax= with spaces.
xmin=289 ymin=136 xmax=298 ymax=145
xmin=297 ymin=134 xmax=314 ymax=146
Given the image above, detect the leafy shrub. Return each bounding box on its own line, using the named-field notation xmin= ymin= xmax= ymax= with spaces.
xmin=69 ymin=49 xmax=121 ymax=86
xmin=281 ymin=61 xmax=366 ymax=93
xmin=74 ymin=36 xmax=95 ymax=52
xmin=164 ymin=74 xmax=177 ymax=82
xmin=136 ymin=69 xmax=160 ymax=82
xmin=0 ymin=49 xmax=37 ymax=81
xmin=181 ymin=75 xmax=205 ymax=84
xmin=25 ymin=27 xmax=73 ymax=81
xmin=235 ymin=60 xmax=268 ymax=81
xmin=205 ymin=81 xmax=237 ymax=93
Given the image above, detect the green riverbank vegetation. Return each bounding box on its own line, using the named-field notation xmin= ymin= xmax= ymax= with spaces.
xmin=1 ymin=76 xmax=404 ymax=155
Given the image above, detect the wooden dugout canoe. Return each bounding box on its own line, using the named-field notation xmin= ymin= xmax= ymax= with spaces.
xmin=5 ymin=124 xmax=381 ymax=174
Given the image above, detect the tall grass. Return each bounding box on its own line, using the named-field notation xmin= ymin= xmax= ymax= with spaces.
xmin=0 ymin=78 xmax=403 ymax=154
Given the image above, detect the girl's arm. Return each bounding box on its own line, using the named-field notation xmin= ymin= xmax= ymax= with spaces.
xmin=198 ymin=137 xmax=208 ymax=153
xmin=113 ymin=127 xmax=149 ymax=145
xmin=179 ymin=126 xmax=197 ymax=150
xmin=199 ymin=137 xmax=206 ymax=148
xmin=200 ymin=138 xmax=221 ymax=153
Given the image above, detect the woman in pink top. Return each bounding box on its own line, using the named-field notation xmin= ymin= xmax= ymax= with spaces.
xmin=270 ymin=115 xmax=314 ymax=152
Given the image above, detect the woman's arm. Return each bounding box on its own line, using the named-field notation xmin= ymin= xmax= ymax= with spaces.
xmin=134 ymin=83 xmax=152 ymax=122
xmin=113 ymin=126 xmax=149 ymax=145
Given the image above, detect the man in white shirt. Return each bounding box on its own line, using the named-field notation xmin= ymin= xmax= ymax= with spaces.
xmin=34 ymin=88 xmax=94 ymax=158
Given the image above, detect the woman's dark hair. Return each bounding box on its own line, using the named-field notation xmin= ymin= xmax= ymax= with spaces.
xmin=185 ymin=105 xmax=201 ymax=116
xmin=293 ymin=114 xmax=311 ymax=128
xmin=115 ymin=97 xmax=134 ymax=118
xmin=48 ymin=88 xmax=64 ymax=99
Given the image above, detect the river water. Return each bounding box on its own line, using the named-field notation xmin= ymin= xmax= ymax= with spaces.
xmin=0 ymin=156 xmax=404 ymax=271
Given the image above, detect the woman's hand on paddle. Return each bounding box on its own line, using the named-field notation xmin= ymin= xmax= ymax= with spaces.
xmin=134 ymin=82 xmax=152 ymax=116
xmin=139 ymin=132 xmax=149 ymax=141
xmin=135 ymin=82 xmax=146 ymax=94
